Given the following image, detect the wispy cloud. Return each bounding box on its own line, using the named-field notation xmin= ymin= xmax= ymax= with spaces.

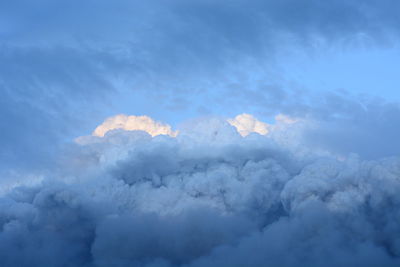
xmin=2 ymin=0 xmax=400 ymax=169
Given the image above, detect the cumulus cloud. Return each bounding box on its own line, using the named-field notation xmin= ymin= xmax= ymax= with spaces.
xmin=0 ymin=116 xmax=400 ymax=266
xmin=88 ymin=113 xmax=272 ymax=140
xmin=227 ymin=113 xmax=270 ymax=136
xmin=92 ymin=114 xmax=178 ymax=138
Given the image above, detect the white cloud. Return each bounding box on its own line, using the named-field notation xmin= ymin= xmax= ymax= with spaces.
xmin=92 ymin=114 xmax=178 ymax=137
xmin=83 ymin=114 xmax=272 ymax=143
xmin=227 ymin=113 xmax=270 ymax=136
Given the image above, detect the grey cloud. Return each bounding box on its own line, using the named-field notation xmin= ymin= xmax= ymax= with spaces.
xmin=300 ymin=93 xmax=400 ymax=159
xmin=1 ymin=120 xmax=400 ymax=266
xmin=92 ymin=210 xmax=254 ymax=267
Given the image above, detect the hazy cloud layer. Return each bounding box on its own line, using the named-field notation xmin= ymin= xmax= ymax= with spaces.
xmin=2 ymin=0 xmax=400 ymax=170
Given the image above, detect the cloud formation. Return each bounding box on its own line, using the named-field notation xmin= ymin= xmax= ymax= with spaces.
xmin=2 ymin=0 xmax=400 ymax=170
xmin=227 ymin=113 xmax=270 ymax=136
xmin=87 ymin=113 xmax=272 ymax=140
xmin=2 ymin=1 xmax=400 ymax=266
xmin=1 ymin=116 xmax=400 ymax=266
xmin=92 ymin=114 xmax=178 ymax=138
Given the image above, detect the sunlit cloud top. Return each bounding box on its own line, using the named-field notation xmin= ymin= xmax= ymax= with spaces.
xmin=92 ymin=114 xmax=178 ymax=137
xmin=88 ymin=113 xmax=276 ymax=139
xmin=227 ymin=113 xmax=270 ymax=136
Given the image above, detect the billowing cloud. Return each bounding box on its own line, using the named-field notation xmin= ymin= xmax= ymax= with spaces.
xmin=0 ymin=116 xmax=400 ymax=266
xmin=92 ymin=114 xmax=178 ymax=138
xmin=227 ymin=113 xmax=270 ymax=136
xmin=85 ymin=113 xmax=273 ymax=140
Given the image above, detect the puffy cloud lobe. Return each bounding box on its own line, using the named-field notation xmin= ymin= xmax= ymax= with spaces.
xmin=1 ymin=117 xmax=400 ymax=266
xmin=87 ymin=113 xmax=285 ymax=141
xmin=92 ymin=114 xmax=178 ymax=138
xmin=227 ymin=113 xmax=270 ymax=136
xmin=88 ymin=113 xmax=272 ymax=141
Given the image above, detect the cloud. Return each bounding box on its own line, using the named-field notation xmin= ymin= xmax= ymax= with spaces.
xmin=2 ymin=0 xmax=400 ymax=171
xmin=0 ymin=116 xmax=400 ymax=266
xmin=2 ymin=1 xmax=400 ymax=265
xmin=227 ymin=113 xmax=270 ymax=136
xmin=79 ymin=107 xmax=400 ymax=162
xmin=298 ymin=93 xmax=400 ymax=159
xmin=87 ymin=113 xmax=272 ymax=140
xmin=92 ymin=114 xmax=178 ymax=138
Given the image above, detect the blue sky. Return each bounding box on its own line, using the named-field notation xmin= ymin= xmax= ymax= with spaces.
xmin=106 ymin=44 xmax=400 ymax=127
xmin=283 ymin=45 xmax=400 ymax=99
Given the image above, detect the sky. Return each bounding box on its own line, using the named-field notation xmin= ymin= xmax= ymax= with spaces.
xmin=1 ymin=1 xmax=400 ymax=266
